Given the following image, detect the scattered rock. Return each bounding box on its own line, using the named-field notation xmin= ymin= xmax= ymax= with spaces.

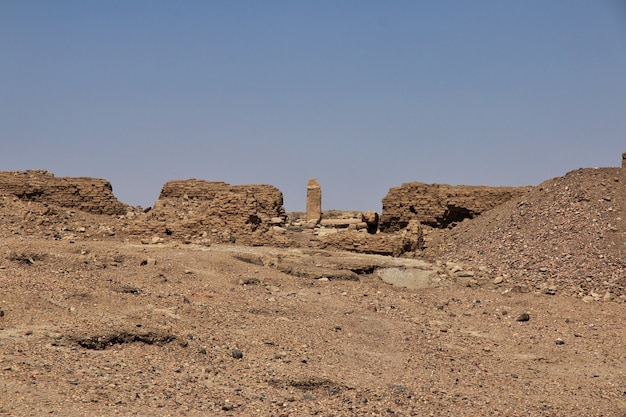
xmin=516 ymin=313 xmax=530 ymax=322
xmin=545 ymin=286 xmax=558 ymax=295
xmin=75 ymin=331 xmax=176 ymax=350
xmin=140 ymin=258 xmax=157 ymax=266
xmin=239 ymin=277 xmax=261 ymax=285
xmin=428 ymin=167 xmax=626 ymax=299
xmin=232 ymin=349 xmax=243 ymax=359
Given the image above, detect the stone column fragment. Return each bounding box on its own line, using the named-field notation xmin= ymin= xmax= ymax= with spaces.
xmin=306 ymin=178 xmax=322 ymax=223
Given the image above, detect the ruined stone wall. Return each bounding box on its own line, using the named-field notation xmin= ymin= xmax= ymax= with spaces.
xmin=0 ymin=170 xmax=128 ymax=215
xmin=380 ymin=182 xmax=532 ymax=231
xmin=141 ymin=179 xmax=285 ymax=244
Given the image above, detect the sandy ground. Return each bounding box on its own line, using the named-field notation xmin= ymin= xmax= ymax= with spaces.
xmin=1 ymin=234 xmax=624 ymax=416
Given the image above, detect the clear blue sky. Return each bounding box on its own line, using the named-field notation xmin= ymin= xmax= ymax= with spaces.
xmin=2 ymin=1 xmax=625 ymax=212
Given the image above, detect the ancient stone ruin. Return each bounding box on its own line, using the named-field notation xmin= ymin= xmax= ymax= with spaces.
xmin=11 ymin=151 xmax=624 ymax=257
xmin=285 ymin=181 xmax=423 ymax=256
xmin=306 ymin=178 xmax=322 ymax=224
xmin=379 ymin=182 xmax=532 ymax=231
xmin=0 ymin=170 xmax=127 ymax=215
xmin=137 ymin=179 xmax=285 ymax=245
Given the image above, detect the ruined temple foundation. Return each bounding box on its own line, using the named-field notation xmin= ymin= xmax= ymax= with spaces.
xmin=306 ymin=178 xmax=322 ymax=224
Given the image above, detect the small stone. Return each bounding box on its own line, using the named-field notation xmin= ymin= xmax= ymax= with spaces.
xmin=222 ymin=404 xmax=235 ymax=411
xmin=464 ymin=279 xmax=478 ymax=287
xmin=516 ymin=313 xmax=530 ymax=322
xmin=388 ymin=384 xmax=408 ymax=391
xmin=545 ymin=286 xmax=557 ymax=295
xmin=555 ymin=338 xmax=565 ymax=345
xmin=232 ymin=349 xmax=243 ymax=359
xmin=493 ymin=276 xmax=504 ymax=285
xmin=582 ymin=295 xmax=595 ymax=303
xmin=448 ymin=265 xmax=463 ymax=273
xmin=140 ymin=258 xmax=156 ymax=266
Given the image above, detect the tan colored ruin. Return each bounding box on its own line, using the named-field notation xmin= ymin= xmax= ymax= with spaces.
xmin=306 ymin=178 xmax=322 ymax=223
xmin=0 ymin=170 xmax=127 ymax=215
xmin=622 ymin=152 xmax=626 ymax=169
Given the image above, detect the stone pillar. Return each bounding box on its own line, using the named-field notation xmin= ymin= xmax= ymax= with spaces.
xmin=306 ymin=178 xmax=322 ymax=223
xmin=622 ymin=152 xmax=626 ymax=168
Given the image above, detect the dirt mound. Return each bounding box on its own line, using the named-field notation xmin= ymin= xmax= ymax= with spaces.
xmin=427 ymin=168 xmax=626 ymax=299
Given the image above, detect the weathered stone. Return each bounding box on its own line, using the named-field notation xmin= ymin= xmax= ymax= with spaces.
xmin=320 ymin=218 xmax=363 ymax=227
xmin=0 ymin=170 xmax=127 ymax=215
xmin=316 ymin=228 xmax=338 ymax=237
xmin=361 ymin=210 xmax=379 ymax=233
xmin=134 ymin=179 xmax=285 ymax=245
xmin=455 ymin=270 xmax=475 ymax=278
xmin=306 ymin=178 xmax=322 ymax=223
xmin=622 ymin=151 xmax=626 ymax=168
xmin=318 ymin=224 xmax=422 ymax=257
xmin=380 ymin=182 xmax=531 ymax=230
